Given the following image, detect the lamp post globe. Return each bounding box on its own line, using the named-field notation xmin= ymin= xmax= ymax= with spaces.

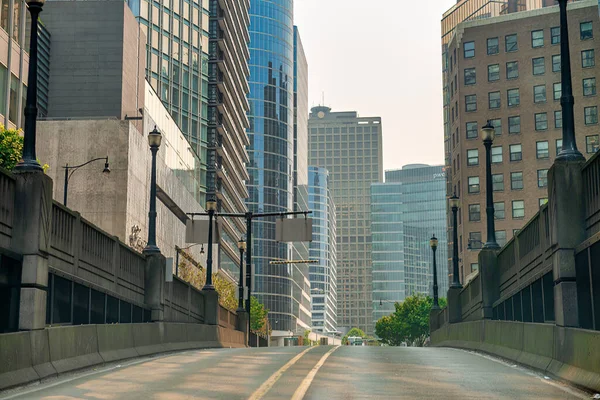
xmin=430 ymin=234 xmax=440 ymax=310
xmin=481 ymin=121 xmax=500 ymax=250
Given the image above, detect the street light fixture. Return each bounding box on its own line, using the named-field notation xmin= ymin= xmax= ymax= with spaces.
xmin=143 ymin=127 xmax=162 ymax=255
xmin=62 ymin=157 xmax=110 ymax=206
xmin=430 ymin=234 xmax=440 ymax=310
xmin=13 ymin=0 xmax=46 ymax=172
xmin=481 ymin=121 xmax=500 ymax=250
xmin=203 ymin=199 xmax=217 ymax=290
xmin=237 ymin=237 xmax=246 ymax=312
xmin=449 ymin=194 xmax=462 ymax=289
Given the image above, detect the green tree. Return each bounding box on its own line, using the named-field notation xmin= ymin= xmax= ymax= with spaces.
xmin=342 ymin=327 xmax=366 ymax=345
xmin=0 ymin=125 xmax=23 ymax=171
xmin=375 ymin=294 xmax=447 ymax=347
xmin=250 ymin=296 xmax=269 ymax=337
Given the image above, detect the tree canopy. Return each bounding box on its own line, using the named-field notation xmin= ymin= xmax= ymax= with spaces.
xmin=342 ymin=327 xmax=366 ymax=344
xmin=250 ymin=296 xmax=269 ymax=337
xmin=0 ymin=125 xmax=23 ymax=171
xmin=375 ymin=294 xmax=447 ymax=347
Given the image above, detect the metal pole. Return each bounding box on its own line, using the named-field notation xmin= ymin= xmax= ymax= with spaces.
xmin=237 ymin=246 xmax=245 ymax=311
xmin=63 ymin=165 xmax=69 ymax=206
xmin=245 ymin=213 xmax=252 ymax=315
xmin=451 ymin=205 xmax=462 ymax=288
xmin=557 ymin=0 xmax=584 ymax=162
xmin=432 ymin=243 xmax=440 ymax=310
xmin=13 ymin=1 xmax=43 ymax=172
xmin=143 ymin=145 xmax=160 ymax=254
xmin=483 ymin=139 xmax=499 ymax=249
xmin=204 ymin=208 xmax=215 ymax=290
xmin=175 ymin=246 xmax=180 ymax=277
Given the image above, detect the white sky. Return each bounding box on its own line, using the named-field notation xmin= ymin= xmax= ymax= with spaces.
xmin=294 ymin=0 xmax=457 ymax=172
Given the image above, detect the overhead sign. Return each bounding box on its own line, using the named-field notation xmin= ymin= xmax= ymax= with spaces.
xmin=165 ymin=258 xmax=173 ymax=282
xmin=275 ymin=217 xmax=313 ymax=242
xmin=185 ymin=217 xmax=219 ymax=244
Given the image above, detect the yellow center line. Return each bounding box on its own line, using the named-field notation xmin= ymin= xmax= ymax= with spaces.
xmin=291 ymin=346 xmax=339 ymax=400
xmin=247 ymin=347 xmax=315 ymax=400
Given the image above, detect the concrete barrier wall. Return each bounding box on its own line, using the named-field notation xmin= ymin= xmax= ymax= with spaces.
xmin=0 ymin=322 xmax=246 ymax=391
xmin=432 ymin=320 xmax=600 ymax=393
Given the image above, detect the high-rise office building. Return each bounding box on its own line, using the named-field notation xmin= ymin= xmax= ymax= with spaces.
xmin=247 ymin=0 xmax=311 ymax=339
xmin=308 ymin=106 xmax=383 ymax=335
xmin=308 ymin=166 xmax=338 ymax=333
xmin=207 ymin=0 xmax=251 ymax=276
xmin=371 ymin=165 xmax=448 ymax=327
xmin=444 ymin=0 xmax=600 ymax=283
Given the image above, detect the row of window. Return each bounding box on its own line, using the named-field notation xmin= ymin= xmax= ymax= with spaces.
xmin=467 ymin=169 xmax=549 ymax=199
xmin=463 ymin=22 xmax=593 ymax=60
xmin=467 ymin=198 xmax=530 ymax=223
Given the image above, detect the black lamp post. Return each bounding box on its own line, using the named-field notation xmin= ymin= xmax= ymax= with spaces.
xmin=203 ymin=198 xmax=217 ymax=291
xmin=482 ymin=121 xmax=500 ymax=250
xmin=143 ymin=127 xmax=162 ymax=255
xmin=62 ymin=157 xmax=110 ymax=206
xmin=556 ymin=0 xmax=585 ymax=162
xmin=430 ymin=234 xmax=440 ymax=310
xmin=237 ymin=237 xmax=246 ymax=312
xmin=13 ymin=0 xmax=45 ymax=172
xmin=449 ymin=194 xmax=462 ymax=288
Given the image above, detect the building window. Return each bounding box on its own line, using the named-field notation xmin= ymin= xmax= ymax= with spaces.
xmin=539 ymin=198 xmax=549 ymax=207
xmin=467 ymin=149 xmax=479 ymax=166
xmin=464 ymin=41 xmax=475 ymax=58
xmin=536 ymin=141 xmax=549 ymax=159
xmin=581 ymin=22 xmax=593 ymax=40
xmin=512 ymin=200 xmax=525 ymax=219
xmin=471 ymin=263 xmax=479 ymax=272
xmin=468 ymin=176 xmax=480 ymax=194
xmin=469 ymin=204 xmax=481 ymax=222
xmin=488 ymin=64 xmax=500 ymax=82
xmin=464 ymin=68 xmax=476 ymax=85
xmin=552 ymin=54 xmax=561 ymax=72
xmin=585 ymin=106 xmax=598 ymax=125
xmin=507 ymin=88 xmax=520 ymax=107
xmin=489 ymin=91 xmax=501 ymax=109
xmin=586 ymin=135 xmax=600 ymax=154
xmin=510 ymin=144 xmax=522 ymax=162
xmin=506 ymin=61 xmax=519 ymax=79
xmin=583 ymin=78 xmax=596 ymax=96
xmin=466 ymin=121 xmax=478 ymax=139
xmin=465 ymin=94 xmax=477 ymax=112
xmin=533 ymin=57 xmax=545 ymax=75
xmin=506 ymin=34 xmax=518 ymax=52
xmin=492 ymin=146 xmax=503 ymax=163
xmin=531 ymin=30 xmax=544 ymax=48
xmin=555 ymin=110 xmax=562 ymax=128
xmin=582 ymin=50 xmax=595 ymax=68
xmin=551 ymin=27 xmax=560 ymax=44
xmin=553 ymin=82 xmax=561 ymax=101
xmin=490 ymin=118 xmax=502 ymax=136
xmin=538 ymin=169 xmax=548 ymax=188
xmin=556 ymin=139 xmax=563 ymax=155
xmin=487 ymin=37 xmax=499 ymax=55
xmin=511 ymin=172 xmax=524 ymax=190
xmin=534 ymin=85 xmax=547 ymax=103
xmin=494 ymin=202 xmax=505 ymax=220
xmin=496 ymin=231 xmax=507 ymax=247
xmin=469 ymin=232 xmax=482 ymax=250
xmin=493 ymin=173 xmax=504 ymax=191
xmin=535 ymin=112 xmax=548 ymax=131
xmin=508 ymin=116 xmax=521 ymax=134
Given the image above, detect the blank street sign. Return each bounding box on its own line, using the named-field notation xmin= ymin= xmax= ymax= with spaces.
xmin=185 ymin=218 xmax=219 ymax=244
xmin=275 ymin=217 xmax=313 ymax=242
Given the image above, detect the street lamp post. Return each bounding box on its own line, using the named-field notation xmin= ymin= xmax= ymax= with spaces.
xmin=237 ymin=237 xmax=246 ymax=312
xmin=203 ymin=199 xmax=217 ymax=291
xmin=449 ymin=194 xmax=462 ymax=288
xmin=13 ymin=0 xmax=45 ymax=172
xmin=482 ymin=121 xmax=500 ymax=250
xmin=430 ymin=234 xmax=440 ymax=310
xmin=557 ymin=0 xmax=585 ymax=162
xmin=143 ymin=127 xmax=162 ymax=255
xmin=62 ymin=157 xmax=110 ymax=206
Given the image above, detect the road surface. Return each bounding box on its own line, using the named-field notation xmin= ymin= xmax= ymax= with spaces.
xmin=0 ymin=346 xmax=591 ymax=399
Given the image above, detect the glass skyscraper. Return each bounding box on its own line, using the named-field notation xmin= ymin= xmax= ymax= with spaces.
xmin=371 ymin=164 xmax=448 ymax=328
xmin=247 ymin=0 xmax=311 ymax=337
xmin=308 ymin=166 xmax=337 ymax=333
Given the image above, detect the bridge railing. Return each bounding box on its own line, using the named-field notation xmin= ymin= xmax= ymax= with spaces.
xmin=0 ymin=167 xmax=15 ymax=247
xmin=218 ymin=304 xmax=237 ymax=330
xmin=582 ymin=150 xmax=600 ymax=236
xmin=460 ymin=273 xmax=482 ymax=321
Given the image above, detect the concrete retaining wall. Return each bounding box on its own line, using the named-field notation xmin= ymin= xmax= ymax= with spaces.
xmin=0 ymin=322 xmax=245 ymax=391
xmin=432 ymin=320 xmax=600 ymax=392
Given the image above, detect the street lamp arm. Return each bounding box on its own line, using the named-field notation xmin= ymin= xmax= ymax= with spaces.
xmin=64 ymin=157 xmax=109 ymax=182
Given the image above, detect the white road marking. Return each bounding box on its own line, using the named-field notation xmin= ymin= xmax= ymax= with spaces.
xmin=291 ymin=346 xmax=339 ymax=400
xmin=248 ymin=347 xmax=315 ymax=400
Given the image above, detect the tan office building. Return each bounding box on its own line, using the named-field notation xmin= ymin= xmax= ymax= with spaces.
xmin=446 ymin=0 xmax=600 ymax=283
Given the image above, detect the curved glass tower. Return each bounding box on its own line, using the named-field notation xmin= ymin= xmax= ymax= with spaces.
xmin=247 ymin=0 xmax=300 ymax=334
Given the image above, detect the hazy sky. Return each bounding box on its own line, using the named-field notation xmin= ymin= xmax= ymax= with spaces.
xmin=294 ymin=0 xmax=457 ymax=172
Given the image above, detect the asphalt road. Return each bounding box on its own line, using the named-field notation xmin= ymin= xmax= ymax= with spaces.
xmin=0 ymin=346 xmax=591 ymax=400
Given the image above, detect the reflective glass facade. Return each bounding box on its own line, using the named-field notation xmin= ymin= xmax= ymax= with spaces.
xmin=308 ymin=166 xmax=337 ymax=333
xmin=371 ymin=165 xmax=448 ymax=328
xmin=248 ymin=0 xmax=310 ymax=334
